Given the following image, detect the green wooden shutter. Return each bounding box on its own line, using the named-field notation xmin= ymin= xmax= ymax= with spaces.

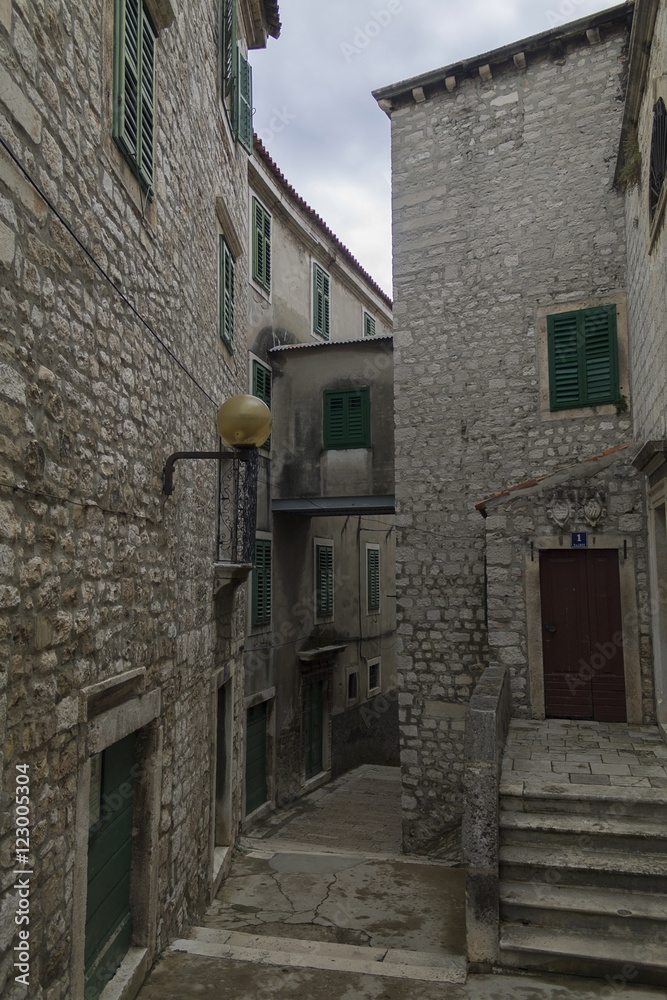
xmin=252 ymin=361 xmax=271 ymax=450
xmin=236 ymin=49 xmax=253 ymax=154
xmin=316 ymin=544 xmax=334 ymax=618
xmin=583 ymin=306 xmax=619 ymax=405
xmin=113 ymin=0 xmax=155 ymax=194
xmin=313 ymin=264 xmax=330 ymax=339
xmin=367 ymin=547 xmax=380 ymax=612
xmin=323 ymin=387 xmax=370 ymax=448
xmin=364 ymin=312 xmax=376 ymax=338
xmin=252 ymin=539 xmax=271 ymax=626
xmin=221 ymin=0 xmax=236 ymax=99
xmin=219 ymin=236 xmax=234 ymax=349
xmin=252 ymin=198 xmax=271 ymax=291
xmin=548 ymin=306 xmax=618 ymax=410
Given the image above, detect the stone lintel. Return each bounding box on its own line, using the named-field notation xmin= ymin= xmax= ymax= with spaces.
xmin=215 ymin=197 xmax=245 ymax=259
xmin=80 ymin=668 xmax=147 ymax=722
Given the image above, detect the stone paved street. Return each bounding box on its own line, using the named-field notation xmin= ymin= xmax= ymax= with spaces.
xmin=134 ymin=764 xmax=667 ymax=1000
xmin=502 ymin=719 xmax=667 ymax=791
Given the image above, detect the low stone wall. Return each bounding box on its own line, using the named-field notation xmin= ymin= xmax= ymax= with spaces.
xmin=462 ymin=664 xmax=512 ymax=967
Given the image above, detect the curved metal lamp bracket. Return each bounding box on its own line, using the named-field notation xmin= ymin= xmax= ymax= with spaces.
xmin=162 ymin=448 xmax=254 ymax=496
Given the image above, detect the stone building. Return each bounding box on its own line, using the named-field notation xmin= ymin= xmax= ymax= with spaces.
xmin=0 ymin=2 xmax=280 ymax=998
xmin=373 ymin=3 xmax=654 ymax=851
xmin=242 ymin=141 xmax=397 ymax=819
xmin=618 ymin=0 xmax=667 ymax=738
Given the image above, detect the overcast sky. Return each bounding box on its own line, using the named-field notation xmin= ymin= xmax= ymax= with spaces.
xmin=252 ymin=0 xmax=619 ymax=296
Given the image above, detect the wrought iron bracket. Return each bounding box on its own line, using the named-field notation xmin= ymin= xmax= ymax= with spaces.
xmin=162 ymin=448 xmax=253 ymax=496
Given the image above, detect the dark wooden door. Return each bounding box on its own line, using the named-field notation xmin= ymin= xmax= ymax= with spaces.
xmin=85 ymin=731 xmax=136 ymax=998
xmin=540 ymin=549 xmax=626 ymax=722
xmin=245 ymin=702 xmax=268 ymax=815
xmin=303 ymin=680 xmax=324 ymax=780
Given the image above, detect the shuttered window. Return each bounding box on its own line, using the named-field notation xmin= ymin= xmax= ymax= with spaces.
xmin=252 ymin=539 xmax=271 ymax=626
xmin=252 ymin=360 xmax=271 ymax=450
xmin=650 ymin=97 xmax=667 ymax=220
xmin=252 ymin=198 xmax=271 ymax=292
xmin=547 ymin=306 xmax=619 ymax=411
xmin=367 ymin=546 xmax=380 ymax=612
xmin=219 ymin=236 xmax=234 ymax=349
xmin=315 ymin=544 xmax=334 ymax=619
xmin=221 ymin=0 xmax=236 ymax=102
xmin=313 ymin=263 xmax=331 ymax=339
xmin=363 ymin=312 xmax=376 ymax=338
xmin=323 ymin=387 xmax=371 ymax=449
xmin=236 ymin=50 xmax=253 ymax=153
xmin=113 ymin=0 xmax=156 ymax=195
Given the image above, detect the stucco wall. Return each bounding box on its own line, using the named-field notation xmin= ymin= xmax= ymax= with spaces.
xmin=388 ymin=15 xmax=637 ymax=849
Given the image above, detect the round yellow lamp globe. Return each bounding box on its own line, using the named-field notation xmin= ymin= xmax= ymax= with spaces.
xmin=216 ymin=394 xmax=272 ymax=447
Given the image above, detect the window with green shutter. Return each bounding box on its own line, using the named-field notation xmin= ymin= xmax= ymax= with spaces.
xmin=367 ymin=546 xmax=380 ymax=612
xmin=323 ymin=387 xmax=371 ymax=449
xmin=252 ymin=360 xmax=271 ymax=451
xmin=113 ymin=0 xmax=156 ymax=195
xmin=252 ymin=198 xmax=271 ymax=292
xmin=236 ymin=50 xmax=253 ymax=153
xmin=547 ymin=306 xmax=619 ymax=411
xmin=221 ymin=0 xmax=236 ymax=103
xmin=363 ymin=312 xmax=376 ymax=338
xmin=219 ymin=236 xmax=234 ymax=349
xmin=315 ymin=544 xmax=334 ymax=619
xmin=313 ymin=263 xmax=331 ymax=339
xmin=252 ymin=539 xmax=271 ymax=626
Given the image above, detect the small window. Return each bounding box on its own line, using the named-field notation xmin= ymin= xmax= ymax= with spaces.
xmin=313 ymin=263 xmax=331 ymax=340
xmin=363 ymin=311 xmax=376 ymax=338
xmin=219 ymin=236 xmax=234 ymax=349
xmin=315 ymin=543 xmax=334 ymax=619
xmin=323 ymin=387 xmax=371 ymax=449
xmin=650 ymin=97 xmax=667 ymax=221
xmin=252 ymin=360 xmax=271 ymax=451
xmin=547 ymin=305 xmax=619 ymax=411
xmin=368 ymin=659 xmax=380 ymax=694
xmin=366 ymin=545 xmax=380 ymax=613
xmin=347 ymin=671 xmax=358 ymax=702
xmin=252 ymin=539 xmax=271 ymax=626
xmin=113 ymin=0 xmax=156 ymax=195
xmin=252 ymin=197 xmax=271 ymax=292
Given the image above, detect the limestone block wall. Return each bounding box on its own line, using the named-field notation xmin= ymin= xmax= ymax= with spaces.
xmin=625 ymin=0 xmax=667 ymax=445
xmin=0 ymin=2 xmax=261 ymax=997
xmin=388 ymin=16 xmax=633 ymax=849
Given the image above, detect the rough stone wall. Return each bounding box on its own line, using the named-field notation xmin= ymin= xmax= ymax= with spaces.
xmin=625 ymin=0 xmax=667 ymax=445
xmin=0 ymin=2 xmax=258 ymax=997
xmin=390 ymin=22 xmax=633 ymax=849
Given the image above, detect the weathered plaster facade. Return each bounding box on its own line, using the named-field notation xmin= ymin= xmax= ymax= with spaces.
xmin=375 ymin=5 xmax=652 ymax=851
xmin=0 ymin=2 xmax=279 ymax=997
xmin=243 ymin=145 xmax=397 ymax=815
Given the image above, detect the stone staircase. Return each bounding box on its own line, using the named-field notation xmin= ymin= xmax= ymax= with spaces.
xmin=498 ymin=782 xmax=667 ymax=986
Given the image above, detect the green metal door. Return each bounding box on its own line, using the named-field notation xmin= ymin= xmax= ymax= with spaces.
xmin=304 ymin=680 xmax=323 ymax=780
xmin=85 ymin=731 xmax=136 ymax=999
xmin=245 ymin=702 xmax=268 ymax=815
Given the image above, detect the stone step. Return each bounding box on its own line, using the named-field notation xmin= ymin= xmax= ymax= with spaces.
xmin=500 ymin=880 xmax=667 ymax=938
xmin=170 ymin=927 xmax=467 ymax=984
xmin=499 ymin=922 xmax=667 ymax=987
xmin=499 ymin=844 xmax=667 ymax=893
xmin=500 ymin=782 xmax=667 ymax=824
xmin=499 ymin=809 xmax=667 ymax=854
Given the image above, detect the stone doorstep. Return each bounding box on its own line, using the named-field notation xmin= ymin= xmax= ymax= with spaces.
xmin=170 ymin=930 xmax=468 ymax=984
xmin=499 ymin=881 xmax=667 ymax=923
xmin=499 ymin=844 xmax=667 ymax=877
xmin=499 ymin=923 xmax=667 ymax=971
xmin=499 ymin=809 xmax=667 ymax=841
xmin=500 ymin=777 xmax=667 ymax=808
